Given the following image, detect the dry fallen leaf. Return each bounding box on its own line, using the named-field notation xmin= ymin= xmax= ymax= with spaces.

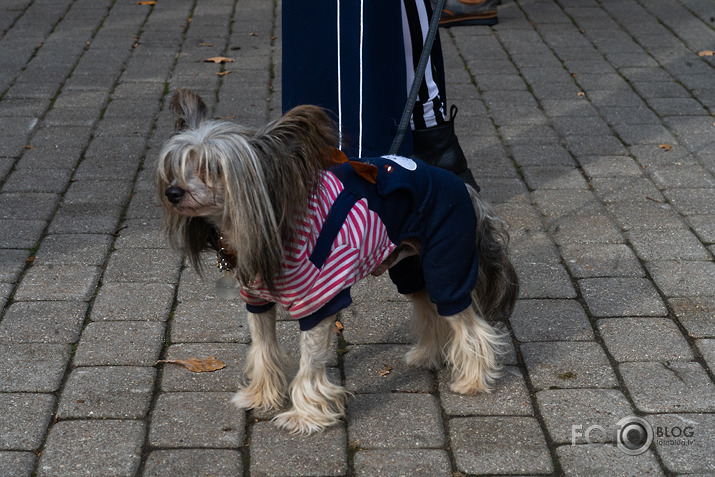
xmin=378 ymin=365 xmax=392 ymax=377
xmin=659 ymin=144 xmax=672 ymax=151
xmin=577 ymin=91 xmax=585 ymax=97
xmin=216 ymin=71 xmax=231 ymax=76
xmin=199 ymin=43 xmax=214 ymax=47
xmin=157 ymin=356 xmax=226 ymax=373
xmin=136 ymin=1 xmax=156 ymax=5
xmin=333 ymin=320 xmax=344 ymax=334
xmin=204 ymin=57 xmax=234 ymax=64
xmin=698 ymin=50 xmax=714 ymax=57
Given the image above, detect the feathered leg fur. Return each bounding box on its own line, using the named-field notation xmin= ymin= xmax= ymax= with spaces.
xmin=232 ymin=308 xmax=289 ymax=411
xmin=444 ymin=304 xmax=504 ymax=394
xmin=405 ymin=289 xmax=451 ymax=370
xmin=273 ymin=317 xmax=349 ymax=434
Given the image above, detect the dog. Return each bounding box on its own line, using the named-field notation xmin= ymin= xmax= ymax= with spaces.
xmin=156 ymin=89 xmax=519 ymax=434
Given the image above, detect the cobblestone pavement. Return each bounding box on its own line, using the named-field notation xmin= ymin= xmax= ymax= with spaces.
xmin=1 ymin=0 xmax=714 ymax=475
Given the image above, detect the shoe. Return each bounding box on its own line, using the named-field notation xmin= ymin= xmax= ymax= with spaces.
xmin=411 ymin=105 xmax=480 ymax=191
xmin=435 ymin=0 xmax=499 ymax=27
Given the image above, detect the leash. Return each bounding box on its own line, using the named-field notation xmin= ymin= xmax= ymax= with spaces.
xmin=388 ymin=0 xmax=447 ymax=155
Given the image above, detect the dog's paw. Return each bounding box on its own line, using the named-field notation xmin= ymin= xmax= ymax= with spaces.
xmin=449 ymin=378 xmax=493 ymax=395
xmin=231 ymin=387 xmax=285 ymax=412
xmin=404 ymin=346 xmax=443 ymax=371
xmin=272 ymin=409 xmax=338 ymax=435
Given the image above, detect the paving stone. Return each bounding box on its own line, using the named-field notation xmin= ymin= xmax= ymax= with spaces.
xmin=0 ymin=193 xmax=58 ymax=221
xmin=348 ymin=393 xmax=444 ymax=449
xmin=687 ymin=214 xmax=715 ymax=244
xmin=57 ymin=366 xmax=156 ymax=419
xmin=696 ymin=339 xmax=715 ymax=371
xmin=353 ymin=449 xmax=451 ymax=477
xmin=511 ymin=232 xmax=577 ymax=299
xmin=170 ymin=300 xmax=251 ymax=342
xmin=620 ymin=362 xmax=715 ymax=412
xmin=341 ymin=298 xmax=413 ymax=344
xmin=669 ymin=296 xmax=715 ymax=338
xmin=0 ymin=344 xmax=71 ymax=392
xmin=606 ymin=200 xmax=687 ymax=233
xmin=597 ymin=318 xmax=693 ymax=361
xmin=149 ymin=392 xmax=245 ymax=448
xmin=510 ymin=299 xmax=594 ymax=342
xmin=536 ymin=389 xmax=633 ymax=444
xmin=0 ymin=451 xmax=36 ymax=477
xmin=664 ymin=188 xmax=715 ymax=215
xmin=560 ymin=243 xmax=644 ymax=278
xmin=343 ymin=344 xmax=433 ymax=393
xmin=34 ymin=234 xmax=113 ymax=266
xmin=522 ymin=166 xmax=589 ymax=190
xmin=646 ymin=260 xmax=715 ymax=297
xmin=74 ymin=322 xmax=165 ymax=366
xmin=13 ymin=265 xmax=102 ymax=301
xmin=0 ymin=197 xmax=42 ymax=231
xmin=0 ymin=301 xmax=87 ymax=343
xmin=37 ymin=420 xmax=145 ymax=477
xmin=143 ymin=449 xmax=243 ymax=477
xmin=0 ymin=249 xmax=30 ymax=283
xmin=159 ymin=343 xmax=248 ymax=392
xmin=0 ymin=394 xmax=55 ymax=450
xmin=556 ymin=445 xmax=664 ymax=476
xmin=2 ymin=168 xmax=72 ymax=194
xmin=521 ymin=342 xmax=618 ymax=390
xmin=103 ymin=248 xmax=183 ymax=283
xmin=580 ymin=278 xmax=667 ymax=317
xmin=591 ymin=176 xmax=664 ymax=204
xmin=249 ymin=422 xmax=345 ymax=476
xmin=439 ymin=366 xmax=533 ymax=416
xmin=47 ymin=203 xmax=123 ymax=234
xmin=113 ymin=218 xmax=165 ymax=249
xmin=645 ymin=413 xmax=715 ymax=474
xmin=579 ymin=155 xmax=645 ymax=178
xmin=627 ymin=229 xmax=710 ymax=261
xmin=449 ymin=416 xmax=553 ymax=474
xmin=92 ymin=282 xmax=175 ymax=322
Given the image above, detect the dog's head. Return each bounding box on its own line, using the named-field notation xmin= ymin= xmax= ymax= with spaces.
xmin=156 ymin=89 xmax=339 ymax=291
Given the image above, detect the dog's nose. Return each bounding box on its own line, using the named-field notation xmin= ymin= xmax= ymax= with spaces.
xmin=165 ymin=186 xmax=185 ymax=204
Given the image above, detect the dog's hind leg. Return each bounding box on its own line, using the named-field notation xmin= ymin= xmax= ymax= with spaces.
xmin=232 ymin=308 xmax=289 ymax=412
xmin=404 ymin=289 xmax=451 ymax=370
xmin=444 ymin=306 xmax=504 ymax=394
xmin=273 ymin=316 xmax=348 ymax=434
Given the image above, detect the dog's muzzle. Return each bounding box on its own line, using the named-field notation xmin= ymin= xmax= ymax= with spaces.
xmin=165 ymin=186 xmax=185 ymax=204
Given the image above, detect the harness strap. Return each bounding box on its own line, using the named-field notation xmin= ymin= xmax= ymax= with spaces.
xmin=309 ymin=188 xmax=360 ymax=268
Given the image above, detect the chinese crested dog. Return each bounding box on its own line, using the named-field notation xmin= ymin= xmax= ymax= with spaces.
xmin=156 ymin=89 xmax=519 ymax=434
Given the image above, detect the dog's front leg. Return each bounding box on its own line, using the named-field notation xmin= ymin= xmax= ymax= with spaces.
xmin=273 ymin=317 xmax=348 ymax=434
xmin=232 ymin=308 xmax=289 ymax=412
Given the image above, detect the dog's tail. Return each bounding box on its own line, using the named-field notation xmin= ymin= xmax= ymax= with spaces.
xmin=468 ymin=186 xmax=519 ymax=322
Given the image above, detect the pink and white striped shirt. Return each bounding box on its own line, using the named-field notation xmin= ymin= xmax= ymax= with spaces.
xmin=240 ymin=171 xmax=396 ymax=319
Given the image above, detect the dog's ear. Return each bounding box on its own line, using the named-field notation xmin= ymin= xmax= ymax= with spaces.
xmin=171 ymin=88 xmax=208 ymax=131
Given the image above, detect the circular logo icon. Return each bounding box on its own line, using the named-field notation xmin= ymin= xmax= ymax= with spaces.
xmin=616 ymin=416 xmax=653 ymax=455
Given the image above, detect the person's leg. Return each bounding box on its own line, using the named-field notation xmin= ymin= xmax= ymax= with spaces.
xmin=401 ymin=0 xmax=479 ymax=189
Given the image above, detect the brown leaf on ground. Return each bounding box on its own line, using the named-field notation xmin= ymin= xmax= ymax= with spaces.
xmin=136 ymin=1 xmax=156 ymax=5
xmin=157 ymin=357 xmax=226 ymax=373
xmin=333 ymin=320 xmax=344 ymax=334
xmin=204 ymin=57 xmax=234 ymax=64
xmin=216 ymin=71 xmax=231 ymax=76
xmin=697 ymin=50 xmax=714 ymax=57
xmin=659 ymin=144 xmax=672 ymax=151
xmin=378 ymin=365 xmax=392 ymax=377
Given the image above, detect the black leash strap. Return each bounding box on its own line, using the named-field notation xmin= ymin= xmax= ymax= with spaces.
xmin=389 ymin=0 xmax=447 ymax=155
